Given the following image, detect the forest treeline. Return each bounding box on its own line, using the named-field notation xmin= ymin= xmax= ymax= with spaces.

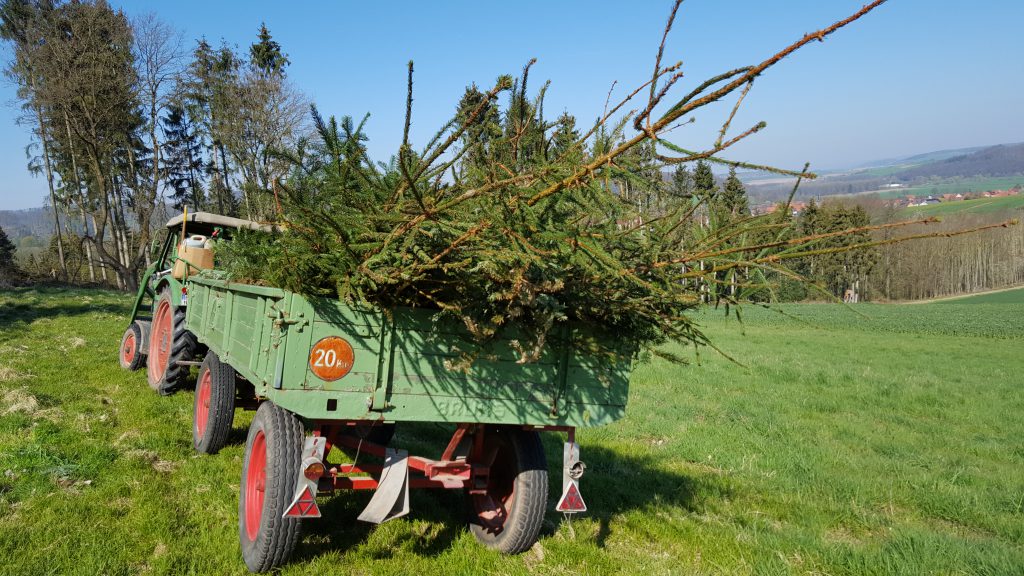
xmin=0 ymin=0 xmax=304 ymax=290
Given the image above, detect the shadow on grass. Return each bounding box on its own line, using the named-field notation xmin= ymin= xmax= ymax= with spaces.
xmin=290 ymin=422 xmax=726 ymax=561
xmin=0 ymin=287 xmax=127 ymax=327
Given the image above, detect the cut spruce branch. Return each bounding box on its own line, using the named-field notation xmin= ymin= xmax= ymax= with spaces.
xmin=212 ymin=0 xmax=988 ymax=368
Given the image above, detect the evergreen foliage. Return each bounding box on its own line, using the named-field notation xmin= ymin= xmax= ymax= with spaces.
xmin=210 ymin=2 xmax=901 ymax=362
xmin=669 ymin=166 xmax=693 ymax=200
xmin=249 ymin=23 xmax=289 ymax=77
xmin=719 ymin=167 xmax=749 ymax=219
xmin=160 ymin=105 xmax=206 ymax=211
xmin=0 ymin=225 xmax=17 ymax=273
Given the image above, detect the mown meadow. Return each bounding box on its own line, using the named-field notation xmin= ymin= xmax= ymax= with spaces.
xmin=898 ymin=194 xmax=1024 ymax=218
xmin=0 ymin=287 xmax=1022 ymax=575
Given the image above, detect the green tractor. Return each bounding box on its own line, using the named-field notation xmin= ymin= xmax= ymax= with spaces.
xmin=118 ymin=212 xmax=273 ymax=395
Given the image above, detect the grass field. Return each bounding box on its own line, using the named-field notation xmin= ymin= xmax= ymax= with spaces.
xmin=897 ymin=194 xmax=1024 ymax=218
xmin=1 ymin=288 xmax=1023 ymax=575
xmin=931 ymin=286 xmax=1024 ymax=305
xmin=875 ymin=176 xmax=1024 ymax=200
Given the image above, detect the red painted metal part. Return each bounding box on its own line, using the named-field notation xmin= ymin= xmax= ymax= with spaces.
xmin=306 ymin=423 xmax=577 ymax=498
xmin=195 ymin=367 xmax=212 ymax=438
xmin=121 ymin=331 xmax=136 ymax=365
xmin=147 ymin=299 xmax=172 ymax=383
xmin=244 ymin=430 xmax=267 ymax=541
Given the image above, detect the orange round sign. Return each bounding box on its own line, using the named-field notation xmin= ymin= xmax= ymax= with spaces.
xmin=308 ymin=336 xmax=354 ymax=381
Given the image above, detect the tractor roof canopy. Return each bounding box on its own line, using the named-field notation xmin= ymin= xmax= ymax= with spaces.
xmin=164 ymin=212 xmax=276 ymax=236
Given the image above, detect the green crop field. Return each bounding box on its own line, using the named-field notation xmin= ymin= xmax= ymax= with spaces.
xmin=897 ymin=194 xmax=1024 ymax=218
xmin=933 ymin=286 xmax=1024 ymax=305
xmin=899 ymin=176 xmax=1024 ymax=198
xmin=1 ymin=288 xmax=1023 ymax=575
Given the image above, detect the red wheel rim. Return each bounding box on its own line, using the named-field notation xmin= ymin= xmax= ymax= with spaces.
xmin=122 ymin=332 xmax=136 ymax=365
xmin=471 ymin=431 xmax=516 ymax=533
xmin=148 ymin=299 xmax=172 ymax=384
xmin=245 ymin=430 xmax=268 ymax=542
xmin=195 ymin=368 xmax=212 ymax=438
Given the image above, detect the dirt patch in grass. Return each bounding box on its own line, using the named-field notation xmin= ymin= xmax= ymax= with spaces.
xmin=123 ymin=449 xmax=177 ymax=474
xmin=2 ymin=387 xmax=39 ymax=414
xmin=0 ymin=366 xmax=30 ymax=383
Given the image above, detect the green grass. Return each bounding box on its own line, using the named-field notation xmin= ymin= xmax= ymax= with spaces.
xmin=1 ymin=287 xmax=1023 ymax=575
xmin=897 ymin=194 xmax=1024 ymax=218
xmin=899 ymin=176 xmax=1024 ymax=198
xmin=933 ymin=287 xmax=1024 ymax=305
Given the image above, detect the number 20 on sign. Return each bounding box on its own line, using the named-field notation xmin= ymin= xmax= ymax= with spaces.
xmin=308 ymin=336 xmax=354 ymax=381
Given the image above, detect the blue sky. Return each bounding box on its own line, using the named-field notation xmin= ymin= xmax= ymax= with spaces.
xmin=1 ymin=0 xmax=1022 ymax=210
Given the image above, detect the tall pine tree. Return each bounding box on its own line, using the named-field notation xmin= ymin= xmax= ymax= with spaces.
xmin=250 ymin=23 xmax=289 ymax=77
xmin=669 ymin=165 xmax=693 ymax=200
xmin=161 ymin=104 xmax=206 ymax=211
xmin=0 ymin=224 xmax=19 ymax=283
xmin=719 ymin=167 xmax=749 ymax=219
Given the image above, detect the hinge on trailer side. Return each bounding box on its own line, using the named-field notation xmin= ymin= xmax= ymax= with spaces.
xmin=268 ymin=307 xmax=307 ymax=331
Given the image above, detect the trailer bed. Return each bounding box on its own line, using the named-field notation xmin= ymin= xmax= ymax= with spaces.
xmin=185 ymin=275 xmax=631 ymax=427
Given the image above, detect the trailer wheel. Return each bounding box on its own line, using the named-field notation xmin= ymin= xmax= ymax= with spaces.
xmin=239 ymin=402 xmax=304 ymax=573
xmin=146 ymin=288 xmax=198 ymax=395
xmin=118 ymin=322 xmax=146 ymax=371
xmin=467 ymin=426 xmax=548 ymax=554
xmin=193 ymin=352 xmax=236 ymax=454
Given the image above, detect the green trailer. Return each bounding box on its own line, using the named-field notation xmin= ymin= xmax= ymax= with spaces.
xmin=182 ymin=273 xmax=633 ymax=572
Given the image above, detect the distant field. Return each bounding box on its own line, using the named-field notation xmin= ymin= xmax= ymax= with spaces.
xmin=933 ymin=286 xmax=1024 ymax=305
xmin=897 ymin=193 xmax=1024 ymax=217
xmin=1 ymin=288 xmax=1023 ymax=574
xmin=874 ymin=176 xmax=1024 ymax=199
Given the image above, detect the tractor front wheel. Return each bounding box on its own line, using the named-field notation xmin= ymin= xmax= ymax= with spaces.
xmin=118 ymin=322 xmax=146 ymax=371
xmin=467 ymin=426 xmax=548 ymax=554
xmin=239 ymin=402 xmax=304 ymax=573
xmin=193 ymin=352 xmax=236 ymax=454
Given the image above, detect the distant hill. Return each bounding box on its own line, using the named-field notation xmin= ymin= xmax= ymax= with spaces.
xmin=0 ymin=206 xmax=53 ymax=242
xmin=855 ymin=145 xmax=990 ymax=170
xmin=894 ymin=143 xmax=1024 ymax=181
xmin=743 ymin=142 xmax=1024 ymax=204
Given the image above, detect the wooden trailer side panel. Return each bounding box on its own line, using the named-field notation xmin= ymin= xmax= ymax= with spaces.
xmin=185 ymin=277 xmax=632 ymax=427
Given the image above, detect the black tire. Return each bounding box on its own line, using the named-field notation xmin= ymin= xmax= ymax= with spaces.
xmin=239 ymin=402 xmax=304 ymax=573
xmin=193 ymin=352 xmax=236 ymax=455
xmin=146 ymin=288 xmax=199 ymax=395
xmin=467 ymin=426 xmax=548 ymax=554
xmin=118 ymin=322 xmax=146 ymax=371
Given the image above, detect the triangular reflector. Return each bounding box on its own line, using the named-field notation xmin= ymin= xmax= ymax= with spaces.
xmin=284 ymin=485 xmax=321 ymax=518
xmin=556 ymin=481 xmax=587 ymax=513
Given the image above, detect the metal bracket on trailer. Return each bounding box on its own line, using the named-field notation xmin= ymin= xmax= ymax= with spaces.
xmin=283 ymin=436 xmax=327 ymax=518
xmin=356 ymin=448 xmax=410 ymax=524
xmin=556 ymin=434 xmax=587 ymax=513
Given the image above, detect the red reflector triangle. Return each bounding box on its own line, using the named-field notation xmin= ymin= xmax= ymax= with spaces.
xmin=285 ymin=486 xmax=320 ymax=517
xmin=556 ymin=481 xmax=587 ymax=513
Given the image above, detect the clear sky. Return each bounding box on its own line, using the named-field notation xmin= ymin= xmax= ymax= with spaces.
xmin=1 ymin=0 xmax=1022 ymax=210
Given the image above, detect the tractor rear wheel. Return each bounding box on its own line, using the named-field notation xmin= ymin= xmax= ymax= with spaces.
xmin=239 ymin=402 xmax=304 ymax=573
xmin=193 ymin=352 xmax=236 ymax=454
xmin=146 ymin=288 xmax=198 ymax=395
xmin=467 ymin=426 xmax=548 ymax=554
xmin=118 ymin=322 xmax=146 ymax=371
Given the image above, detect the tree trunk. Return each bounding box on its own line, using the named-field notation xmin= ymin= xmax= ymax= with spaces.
xmin=34 ymin=102 xmax=67 ymax=280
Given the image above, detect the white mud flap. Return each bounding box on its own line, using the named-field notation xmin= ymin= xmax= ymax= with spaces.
xmin=555 ymin=441 xmax=587 ymax=513
xmin=283 ymin=436 xmax=326 ymax=518
xmin=357 ymin=448 xmax=410 ymax=524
